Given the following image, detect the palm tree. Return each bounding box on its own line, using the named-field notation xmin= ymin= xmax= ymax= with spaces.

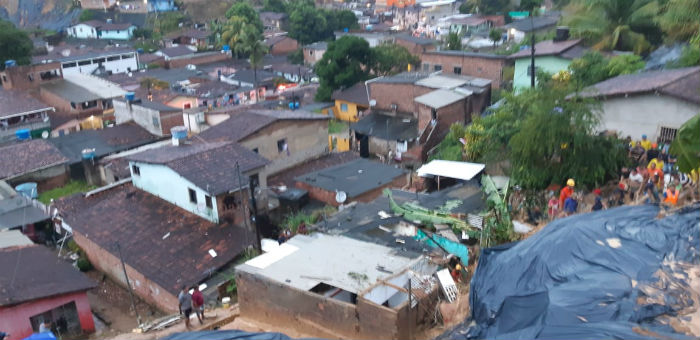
xmin=237 ymin=25 xmax=269 ymax=100
xmin=657 ymin=0 xmax=700 ymax=43
xmin=220 ymin=16 xmax=247 ymax=57
xmin=565 ymin=0 xmax=659 ymax=54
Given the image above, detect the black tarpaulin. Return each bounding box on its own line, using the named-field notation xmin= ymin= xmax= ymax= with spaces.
xmin=161 ymin=330 xmax=293 ymax=340
xmin=439 ymin=204 xmax=699 ymax=340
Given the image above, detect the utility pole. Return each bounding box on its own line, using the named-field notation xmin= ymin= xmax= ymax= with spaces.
xmin=116 ymin=242 xmax=142 ymax=327
xmin=408 ymin=278 xmax=413 ymax=340
xmin=236 ymin=161 xmax=261 ymax=251
xmin=530 ymin=10 xmax=536 ymax=88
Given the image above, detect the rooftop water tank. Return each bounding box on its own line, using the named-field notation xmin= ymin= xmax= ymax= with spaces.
xmin=125 ymin=92 xmax=136 ymax=101
xmin=82 ymin=148 xmax=96 ymax=160
xmin=171 ymin=126 xmax=188 ymax=146
xmin=16 ymin=129 xmax=31 ymax=141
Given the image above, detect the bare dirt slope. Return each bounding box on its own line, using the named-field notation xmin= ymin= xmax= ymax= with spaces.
xmin=0 ymin=0 xmax=79 ymax=30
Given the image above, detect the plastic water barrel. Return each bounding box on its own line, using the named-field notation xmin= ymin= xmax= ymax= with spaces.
xmin=16 ymin=129 xmax=31 ymax=141
xmin=125 ymin=92 xmax=136 ymax=101
xmin=222 ymin=45 xmax=231 ymax=51
xmin=15 ymin=182 xmax=38 ymax=199
xmin=171 ymin=126 xmax=188 ymax=139
xmin=5 ymin=60 xmax=16 ymax=68
xmin=81 ymin=148 xmax=96 ymax=160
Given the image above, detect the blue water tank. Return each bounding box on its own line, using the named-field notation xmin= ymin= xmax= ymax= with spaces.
xmin=5 ymin=60 xmax=16 ymax=68
xmin=520 ymin=45 xmax=529 ymax=51
xmin=343 ymin=27 xmax=349 ymax=32
xmin=365 ymin=24 xmax=373 ymax=31
xmin=171 ymin=126 xmax=188 ymax=139
xmin=137 ymin=48 xmax=144 ymax=54
xmin=15 ymin=182 xmax=38 ymax=199
xmin=222 ymin=45 xmax=231 ymax=51
xmin=81 ymin=148 xmax=96 ymax=160
xmin=294 ymin=101 xmax=300 ymax=109
xmin=125 ymin=92 xmax=136 ymax=101
xmin=16 ymin=129 xmax=31 ymax=141
xmin=288 ymin=102 xmax=295 ymax=110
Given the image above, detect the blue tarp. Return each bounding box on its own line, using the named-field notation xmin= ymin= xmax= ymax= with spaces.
xmin=22 ymin=332 xmax=56 ymax=340
xmin=439 ymin=204 xmax=700 ymax=339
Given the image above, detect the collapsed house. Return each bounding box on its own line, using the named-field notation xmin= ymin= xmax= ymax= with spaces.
xmin=236 ymin=234 xmax=440 ymax=340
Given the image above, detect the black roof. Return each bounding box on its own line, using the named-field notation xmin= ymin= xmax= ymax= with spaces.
xmin=350 ymin=112 xmax=418 ymax=141
xmin=48 ymin=122 xmax=160 ymax=163
xmin=0 ymin=245 xmax=96 ymax=306
xmin=504 ymin=16 xmax=559 ymax=32
xmin=127 ymin=141 xmax=269 ymax=195
xmin=295 ymin=158 xmax=406 ymax=198
xmin=395 ymin=33 xmax=438 ymax=46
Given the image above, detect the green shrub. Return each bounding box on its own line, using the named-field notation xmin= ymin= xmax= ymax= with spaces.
xmin=77 ymin=255 xmax=92 ymax=272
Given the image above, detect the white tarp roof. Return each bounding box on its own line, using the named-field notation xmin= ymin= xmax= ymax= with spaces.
xmin=414 ymin=89 xmax=468 ymax=109
xmin=417 ymin=160 xmax=485 ymax=181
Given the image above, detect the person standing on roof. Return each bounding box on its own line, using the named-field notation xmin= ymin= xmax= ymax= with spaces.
xmin=178 ymin=285 xmax=193 ymax=329
xmin=192 ymin=285 xmax=204 ymax=325
xmin=559 ymin=179 xmax=575 ymax=208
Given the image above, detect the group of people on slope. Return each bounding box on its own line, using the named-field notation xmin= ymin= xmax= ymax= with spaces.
xmin=178 ymin=285 xmax=205 ymax=329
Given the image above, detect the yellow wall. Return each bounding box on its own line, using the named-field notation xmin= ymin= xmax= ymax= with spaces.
xmin=333 ymin=100 xmax=367 ymax=122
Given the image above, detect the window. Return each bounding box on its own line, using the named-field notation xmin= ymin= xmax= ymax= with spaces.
xmin=152 ymin=116 xmax=160 ymax=128
xmin=188 ymin=188 xmax=197 ymax=203
xmin=434 ymin=64 xmax=442 ymax=71
xmin=107 ymin=55 xmax=120 ymax=61
xmin=132 ymin=165 xmax=140 ymax=176
xmin=122 ymin=54 xmax=134 ymax=59
xmin=659 ymin=127 xmax=678 ymax=143
xmin=78 ymin=60 xmax=91 ymax=66
xmin=453 ymin=66 xmax=462 ymax=75
xmin=63 ymin=62 xmax=77 ymax=68
xmin=93 ymin=58 xmax=105 ymax=64
xmin=340 ymin=103 xmax=348 ymax=112
xmin=422 ymin=63 xmax=430 ymax=72
xmin=252 ymin=148 xmax=259 ymax=154
xmin=277 ymin=139 xmax=287 ymax=153
xmin=205 ymin=195 xmax=213 ymax=209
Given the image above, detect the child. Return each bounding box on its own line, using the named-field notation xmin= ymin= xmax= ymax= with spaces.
xmin=547 ymin=191 xmax=559 ymax=220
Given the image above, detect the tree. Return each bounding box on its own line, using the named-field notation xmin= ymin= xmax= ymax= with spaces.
xmin=670 ymin=114 xmax=700 ymax=174
xmin=605 ymin=54 xmax=644 ymax=76
xmin=237 ymin=25 xmax=269 ymax=91
xmin=657 ymin=0 xmax=699 ymax=43
xmin=314 ymin=36 xmax=371 ymax=101
xmin=330 ymin=10 xmax=360 ymax=31
xmin=459 ymin=0 xmax=478 ymax=14
xmin=0 ymin=20 xmax=33 ymax=67
xmin=225 ymin=1 xmax=263 ymax=33
xmin=288 ymin=4 xmax=329 ymax=45
xmin=568 ymin=51 xmax=610 ymax=88
xmin=446 ymin=32 xmax=462 ymax=50
xmin=221 ymin=16 xmax=248 ymax=57
xmin=262 ymin=0 xmax=288 ymax=13
xmin=489 ymin=28 xmax=503 ymax=47
xmin=287 ymin=48 xmax=304 ymax=64
xmin=519 ymin=0 xmax=542 ymax=11
xmin=79 ymin=9 xmax=95 ymax=22
xmin=370 ymin=44 xmax=420 ymax=76
xmin=565 ymin=0 xmax=661 ymax=54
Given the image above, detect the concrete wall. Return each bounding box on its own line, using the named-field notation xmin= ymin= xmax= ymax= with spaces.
xmin=68 ymin=24 xmax=98 ymax=39
xmin=237 ymin=271 xmax=416 ymax=340
xmin=239 ymin=119 xmax=328 ymax=177
xmin=303 ymin=48 xmax=325 ymax=65
xmin=7 ymin=164 xmax=69 ymax=192
xmin=130 ymin=162 xmax=221 ymax=223
xmin=599 ymin=94 xmax=700 ymax=141
xmin=114 ymin=100 xmax=164 ymax=136
xmin=421 ymin=53 xmax=505 ymax=89
xmin=0 ymin=291 xmax=95 ymax=340
xmin=61 ymin=52 xmax=138 ymax=76
xmin=100 ymin=27 xmax=135 ymax=40
xmin=513 ymin=55 xmax=571 ymax=89
xmin=333 ymin=99 xmax=366 ymax=122
xmin=70 ymin=230 xmax=177 ymax=313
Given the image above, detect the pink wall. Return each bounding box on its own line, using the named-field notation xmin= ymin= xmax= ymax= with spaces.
xmin=0 ymin=291 xmax=94 ymax=340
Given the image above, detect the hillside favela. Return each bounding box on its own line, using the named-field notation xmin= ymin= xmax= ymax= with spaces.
xmin=0 ymin=0 xmax=698 ymax=339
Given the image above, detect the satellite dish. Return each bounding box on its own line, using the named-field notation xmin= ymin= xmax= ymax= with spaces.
xmin=335 ymin=191 xmax=347 ymax=204
xmin=41 ymin=131 xmax=50 ymax=139
xmin=369 ymin=99 xmax=377 ymax=107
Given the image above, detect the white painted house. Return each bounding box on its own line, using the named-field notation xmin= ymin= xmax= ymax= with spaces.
xmin=67 ymin=20 xmax=136 ymax=40
xmin=575 ymin=66 xmax=700 ymax=142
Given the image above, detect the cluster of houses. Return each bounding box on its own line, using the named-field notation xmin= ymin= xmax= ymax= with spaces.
xmin=1 ymin=1 xmax=699 ymax=340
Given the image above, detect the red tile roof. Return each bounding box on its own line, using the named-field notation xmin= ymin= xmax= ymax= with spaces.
xmin=54 ymin=183 xmax=254 ymax=295
xmin=0 ymin=140 xmax=68 ymax=179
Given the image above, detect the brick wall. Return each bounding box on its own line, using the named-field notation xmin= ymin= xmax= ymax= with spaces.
xmin=420 ymin=52 xmax=506 ymax=89
xmin=39 ymin=87 xmax=105 ymax=116
xmin=71 ymin=231 xmax=178 ymax=313
xmin=270 ymin=38 xmax=299 ymax=55
xmin=369 ymin=82 xmax=432 ymax=113
xmin=166 ymin=52 xmax=230 ymax=69
xmin=7 ymin=164 xmax=69 ymax=192
xmin=237 ymin=271 xmax=408 ymax=339
xmin=159 ymin=112 xmax=185 ymax=136
xmin=394 ymin=39 xmax=436 ymax=57
xmin=1 ymin=63 xmax=62 ymax=90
